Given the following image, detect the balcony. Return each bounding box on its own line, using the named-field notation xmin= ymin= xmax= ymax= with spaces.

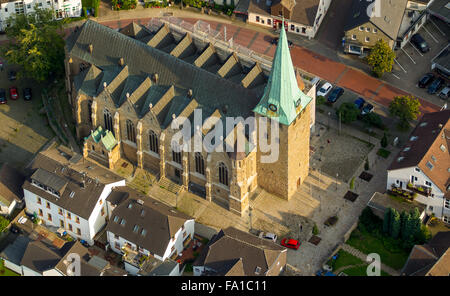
xmin=121 ymin=245 xmax=148 ymax=268
xmin=407 ymin=183 xmax=432 ymax=197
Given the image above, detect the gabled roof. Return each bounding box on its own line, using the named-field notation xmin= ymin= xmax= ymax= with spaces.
xmin=0 ymin=163 xmax=25 ymax=206
xmin=388 ymin=110 xmax=450 ymax=193
xmin=20 ymin=241 xmax=63 ymax=273
xmin=23 ymin=144 xmax=123 ymax=219
xmin=345 ymin=0 xmax=408 ymax=40
xmin=253 ymin=22 xmax=312 ymax=125
xmin=105 ymin=187 xmax=193 ymax=257
xmin=193 ymin=227 xmax=285 ymax=276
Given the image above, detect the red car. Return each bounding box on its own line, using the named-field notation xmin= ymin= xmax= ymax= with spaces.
xmin=9 ymin=87 xmax=18 ymax=100
xmin=281 ymin=238 xmax=301 ymax=250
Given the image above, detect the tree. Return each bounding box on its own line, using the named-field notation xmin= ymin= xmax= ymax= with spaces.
xmin=390 ymin=209 xmax=401 ymax=239
xmin=381 ymin=132 xmax=388 ymax=148
xmin=336 ymin=102 xmax=359 ymax=124
xmin=0 ymin=216 xmax=9 ymax=232
xmin=1 ymin=8 xmax=65 ymax=82
xmin=400 ymin=210 xmax=409 ymax=240
xmin=383 ymin=208 xmax=392 ymax=234
xmin=366 ymin=39 xmax=395 ymax=78
xmin=411 ymin=208 xmax=422 ymax=241
xmin=389 ymin=95 xmax=421 ymax=130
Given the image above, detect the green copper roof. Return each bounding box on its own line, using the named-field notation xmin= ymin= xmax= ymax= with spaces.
xmin=253 ymin=23 xmax=312 ymax=125
xmin=90 ymin=126 xmax=118 ymax=152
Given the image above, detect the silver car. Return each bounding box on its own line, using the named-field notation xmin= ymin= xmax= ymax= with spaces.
xmin=259 ymin=232 xmax=278 ymax=242
xmin=439 ymin=87 xmax=449 ymax=100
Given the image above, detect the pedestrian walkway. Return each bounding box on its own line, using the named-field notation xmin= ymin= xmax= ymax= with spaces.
xmin=342 ymin=244 xmax=401 ymax=276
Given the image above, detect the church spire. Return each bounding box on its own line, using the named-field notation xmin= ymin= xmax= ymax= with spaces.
xmin=253 ymin=22 xmax=312 ymax=125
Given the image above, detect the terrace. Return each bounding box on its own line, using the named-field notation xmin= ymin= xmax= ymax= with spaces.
xmin=121 ymin=244 xmax=149 ymax=268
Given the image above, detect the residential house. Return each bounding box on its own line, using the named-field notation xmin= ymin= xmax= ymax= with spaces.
xmin=0 ymin=0 xmax=82 ymax=31
xmin=1 ymin=235 xmax=127 ymax=276
xmin=193 ymin=227 xmax=287 ymax=276
xmin=235 ymin=0 xmax=332 ymax=38
xmin=22 ymin=143 xmax=125 ymax=245
xmin=105 ymin=186 xmax=194 ymax=275
xmin=0 ymin=163 xmax=25 ymax=216
xmin=396 ymin=0 xmax=436 ymax=49
xmin=343 ymin=0 xmax=408 ymax=55
xmin=401 ymin=231 xmax=450 ymax=276
xmin=386 ymin=110 xmax=450 ymax=223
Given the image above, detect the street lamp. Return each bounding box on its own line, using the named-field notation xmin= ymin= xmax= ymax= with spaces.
xmin=335 ymin=173 xmax=339 ymax=191
xmin=327 ymin=112 xmax=331 ymax=129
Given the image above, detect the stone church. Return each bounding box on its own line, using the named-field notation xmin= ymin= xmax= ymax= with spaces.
xmin=64 ymin=20 xmax=315 ymax=216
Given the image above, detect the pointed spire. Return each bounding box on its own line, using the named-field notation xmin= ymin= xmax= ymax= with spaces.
xmin=253 ymin=21 xmax=312 ymax=125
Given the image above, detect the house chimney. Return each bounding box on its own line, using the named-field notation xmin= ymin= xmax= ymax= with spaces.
xmin=103 ymin=82 xmax=107 ymax=89
xmin=153 ymin=73 xmax=159 ymax=83
xmin=187 ymin=89 xmax=193 ymax=98
xmin=88 ymin=44 xmax=93 ymax=54
xmin=118 ymin=57 xmax=124 ymax=67
xmin=149 ymin=103 xmax=153 ymax=109
xmin=126 ymin=92 xmax=130 ymax=99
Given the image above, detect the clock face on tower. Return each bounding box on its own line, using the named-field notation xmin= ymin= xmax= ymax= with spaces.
xmin=268 ymin=104 xmax=278 ymax=112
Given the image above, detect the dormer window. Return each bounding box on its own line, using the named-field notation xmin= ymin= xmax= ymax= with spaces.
xmin=133 ymin=225 xmax=139 ymax=233
xmin=128 ymin=203 xmax=133 ymax=209
xmin=113 ymin=216 xmax=119 ymax=223
xmin=403 ymin=147 xmax=410 ymax=152
xmin=426 ymin=161 xmax=434 ymax=170
xmin=141 ymin=229 xmax=147 ymax=237
xmin=441 ymin=145 xmax=446 ymax=152
xmin=255 ymin=266 xmax=262 ymax=274
xmin=120 ymin=218 xmax=126 ymax=225
xmin=410 ymin=136 xmax=418 ymax=141
xmin=397 ymin=157 xmax=404 ymax=162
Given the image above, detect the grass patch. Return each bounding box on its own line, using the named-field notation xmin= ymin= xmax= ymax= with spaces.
xmin=331 ymin=250 xmax=363 ymax=271
xmin=0 ymin=260 xmax=20 ymax=276
xmin=377 ymin=148 xmax=391 ymax=158
xmin=346 ymin=227 xmax=410 ymax=270
xmin=341 ymin=265 xmax=391 ymax=276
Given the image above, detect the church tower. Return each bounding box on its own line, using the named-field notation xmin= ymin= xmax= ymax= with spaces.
xmin=253 ymin=22 xmax=312 ymax=200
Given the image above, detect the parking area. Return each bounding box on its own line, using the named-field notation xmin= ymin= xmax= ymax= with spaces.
xmin=390 ymin=17 xmax=449 ymax=106
xmin=0 ymin=62 xmax=54 ymax=173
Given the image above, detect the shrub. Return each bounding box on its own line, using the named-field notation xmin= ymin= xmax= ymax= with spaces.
xmin=349 ymin=177 xmax=355 ymax=190
xmin=0 ymin=216 xmax=9 ymax=232
xmin=317 ymin=96 xmax=326 ymax=105
xmin=381 ymin=132 xmax=388 ymax=148
xmin=312 ymin=224 xmax=319 ymax=235
xmin=336 ymin=102 xmax=359 ymax=124
xmin=360 ymin=207 xmax=382 ymax=233
xmin=362 ymin=112 xmax=385 ymax=129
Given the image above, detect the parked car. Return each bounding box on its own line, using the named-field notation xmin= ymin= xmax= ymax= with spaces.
xmin=354 ymin=97 xmax=366 ymax=109
xmin=327 ymin=87 xmax=344 ymax=103
xmin=411 ymin=33 xmax=430 ymax=53
xmin=8 ymin=70 xmax=16 ymax=81
xmin=418 ymin=73 xmax=434 ymax=88
xmin=281 ymin=238 xmax=300 ymax=250
xmin=317 ymin=82 xmax=332 ymax=97
xmin=23 ymin=88 xmax=32 ymax=101
xmin=259 ymin=232 xmax=277 ymax=242
xmin=0 ymin=89 xmax=6 ymax=104
xmin=271 ymin=37 xmax=293 ymax=47
xmin=361 ymin=103 xmax=374 ymax=115
xmin=439 ymin=86 xmax=450 ymax=99
xmin=427 ymin=77 xmax=444 ymax=94
xmin=9 ymin=87 xmax=18 ymax=100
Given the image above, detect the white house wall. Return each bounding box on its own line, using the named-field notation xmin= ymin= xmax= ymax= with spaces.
xmin=161 ymin=219 xmax=195 ymax=261
xmin=3 ymin=259 xmax=22 ymax=275
xmin=387 ymin=166 xmax=447 ymax=219
xmin=0 ymin=0 xmax=82 ymax=31
xmin=22 ymin=265 xmax=42 ymax=276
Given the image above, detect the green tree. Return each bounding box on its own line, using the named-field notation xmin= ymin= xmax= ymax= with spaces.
xmin=389 ymin=95 xmax=421 ymax=130
xmin=381 ymin=132 xmax=388 ymax=148
xmin=336 ymin=102 xmax=359 ymax=124
xmin=383 ymin=208 xmax=392 ymax=234
xmin=411 ymin=208 xmax=422 ymax=241
xmin=390 ymin=209 xmax=401 ymax=239
xmin=0 ymin=216 xmax=9 ymax=232
xmin=400 ymin=210 xmax=409 ymax=240
xmin=1 ymin=10 xmax=65 ymax=82
xmin=366 ymin=39 xmax=395 ymax=78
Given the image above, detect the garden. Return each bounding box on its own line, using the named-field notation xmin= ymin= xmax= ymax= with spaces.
xmin=0 ymin=260 xmax=19 ymax=276
xmin=82 ymin=0 xmax=100 ymax=16
xmin=325 ymin=250 xmax=390 ymax=276
xmin=346 ymin=207 xmax=430 ymax=270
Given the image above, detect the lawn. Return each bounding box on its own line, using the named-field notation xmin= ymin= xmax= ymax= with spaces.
xmin=0 ymin=260 xmax=20 ymax=276
xmin=328 ymin=250 xmax=391 ymax=276
xmin=346 ymin=227 xmax=410 ymax=270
